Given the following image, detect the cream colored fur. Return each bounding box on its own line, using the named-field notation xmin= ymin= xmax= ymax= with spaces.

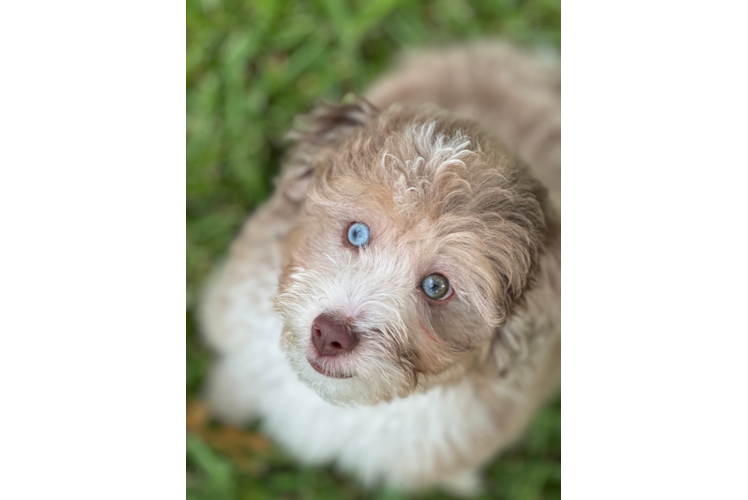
xmin=200 ymin=41 xmax=561 ymax=495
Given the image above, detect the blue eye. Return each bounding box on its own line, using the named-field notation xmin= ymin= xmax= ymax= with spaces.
xmin=347 ymin=222 xmax=370 ymax=247
xmin=421 ymin=274 xmax=450 ymax=300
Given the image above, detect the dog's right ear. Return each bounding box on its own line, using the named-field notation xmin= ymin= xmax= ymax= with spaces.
xmin=278 ymin=98 xmax=379 ymax=203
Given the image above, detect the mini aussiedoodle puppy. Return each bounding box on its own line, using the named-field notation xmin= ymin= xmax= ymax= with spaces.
xmin=200 ymin=41 xmax=560 ymax=495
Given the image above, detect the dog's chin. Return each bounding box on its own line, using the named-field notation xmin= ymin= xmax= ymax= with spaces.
xmin=281 ymin=342 xmax=412 ymax=407
xmin=307 ymin=356 xmax=353 ymax=379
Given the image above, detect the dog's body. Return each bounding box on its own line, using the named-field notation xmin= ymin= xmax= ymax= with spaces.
xmin=200 ymin=42 xmax=560 ymax=494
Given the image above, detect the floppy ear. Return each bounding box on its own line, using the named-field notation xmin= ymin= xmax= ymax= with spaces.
xmin=490 ymin=173 xmax=560 ymax=376
xmin=278 ymin=97 xmax=379 ymax=203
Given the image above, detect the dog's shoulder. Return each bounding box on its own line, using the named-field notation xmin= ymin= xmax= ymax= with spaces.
xmin=200 ymin=193 xmax=296 ymax=353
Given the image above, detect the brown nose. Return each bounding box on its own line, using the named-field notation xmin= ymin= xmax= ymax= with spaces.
xmin=311 ymin=314 xmax=359 ymax=357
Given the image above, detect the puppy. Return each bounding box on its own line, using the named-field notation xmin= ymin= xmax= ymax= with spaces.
xmin=200 ymin=41 xmax=560 ymax=495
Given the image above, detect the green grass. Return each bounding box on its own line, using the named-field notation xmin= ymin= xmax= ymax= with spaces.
xmin=187 ymin=1 xmax=560 ymax=498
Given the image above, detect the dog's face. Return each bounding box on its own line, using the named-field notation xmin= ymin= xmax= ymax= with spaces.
xmin=274 ymin=100 xmax=550 ymax=406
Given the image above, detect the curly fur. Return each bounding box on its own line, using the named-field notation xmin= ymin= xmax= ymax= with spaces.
xmin=200 ymin=41 xmax=560 ymax=494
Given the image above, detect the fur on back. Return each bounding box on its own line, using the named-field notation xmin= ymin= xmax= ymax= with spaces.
xmin=366 ymin=41 xmax=560 ymax=204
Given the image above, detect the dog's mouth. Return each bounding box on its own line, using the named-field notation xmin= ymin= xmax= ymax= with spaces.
xmin=307 ymin=356 xmax=353 ymax=379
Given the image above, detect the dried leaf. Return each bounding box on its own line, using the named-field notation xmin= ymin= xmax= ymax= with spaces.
xmin=187 ymin=399 xmax=274 ymax=473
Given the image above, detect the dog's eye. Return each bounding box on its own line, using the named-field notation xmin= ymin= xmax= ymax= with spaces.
xmin=421 ymin=274 xmax=450 ymax=300
xmin=346 ymin=222 xmax=370 ymax=247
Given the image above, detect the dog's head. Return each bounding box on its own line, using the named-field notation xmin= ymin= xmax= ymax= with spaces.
xmin=274 ymin=99 xmax=554 ymax=406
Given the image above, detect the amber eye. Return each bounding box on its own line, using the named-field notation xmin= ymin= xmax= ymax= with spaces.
xmin=421 ymin=274 xmax=450 ymax=300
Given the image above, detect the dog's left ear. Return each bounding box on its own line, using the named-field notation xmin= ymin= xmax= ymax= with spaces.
xmin=491 ymin=174 xmax=560 ymax=376
xmin=279 ymin=97 xmax=379 ymax=203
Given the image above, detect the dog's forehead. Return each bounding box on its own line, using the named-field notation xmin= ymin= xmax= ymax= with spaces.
xmin=305 ymin=105 xmax=535 ymax=294
xmin=313 ymin=118 xmax=482 ymax=232
xmin=334 ymin=117 xmax=495 ymax=226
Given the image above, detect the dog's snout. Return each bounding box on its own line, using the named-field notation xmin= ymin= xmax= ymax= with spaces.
xmin=311 ymin=314 xmax=359 ymax=356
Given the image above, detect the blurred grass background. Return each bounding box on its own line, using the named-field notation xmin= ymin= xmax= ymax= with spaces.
xmin=187 ymin=0 xmax=560 ymax=498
